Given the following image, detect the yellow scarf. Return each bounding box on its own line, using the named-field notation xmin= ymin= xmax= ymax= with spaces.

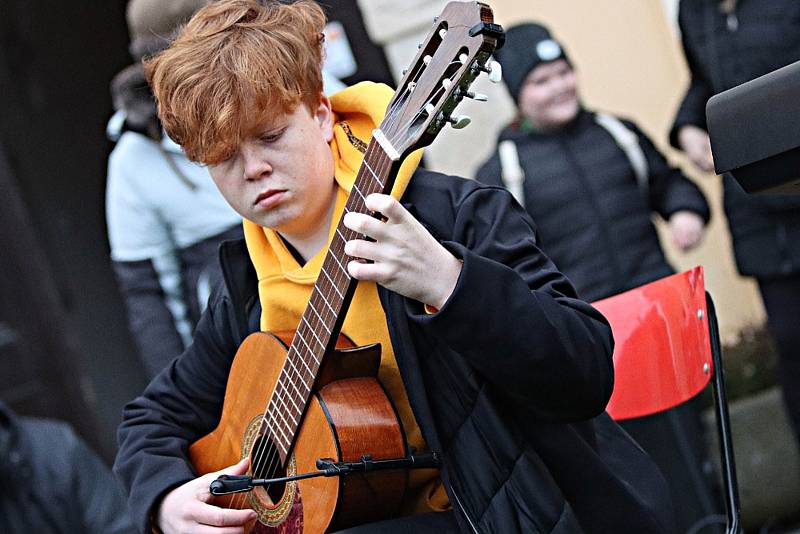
xmin=242 ymin=82 xmax=446 ymax=513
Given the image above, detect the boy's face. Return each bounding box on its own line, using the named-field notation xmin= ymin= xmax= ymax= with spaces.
xmin=208 ymin=96 xmax=337 ymax=237
xmin=518 ymin=59 xmax=579 ymax=130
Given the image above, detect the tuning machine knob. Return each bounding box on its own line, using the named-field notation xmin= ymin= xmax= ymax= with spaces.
xmin=434 ymin=112 xmax=472 ymax=130
xmin=465 ymin=91 xmax=488 ymax=102
xmin=454 ymin=88 xmax=488 ymax=103
xmin=473 ymin=60 xmax=502 ymax=83
xmin=448 ymin=114 xmax=472 ymax=129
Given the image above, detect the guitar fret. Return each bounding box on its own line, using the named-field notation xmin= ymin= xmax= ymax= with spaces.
xmin=274 ymin=439 xmax=288 ymax=459
xmin=284 ymin=353 xmax=312 ymax=390
xmin=276 ymin=370 xmax=306 ymax=413
xmin=264 ymin=408 xmax=292 ymax=447
xmin=283 ymin=356 xmax=311 ymax=400
xmin=362 ymin=160 xmax=384 ymax=188
xmin=269 ymin=410 xmax=298 ymax=450
xmin=270 ymin=388 xmax=300 ymax=426
xmin=352 ymin=186 xmax=366 ymax=203
xmin=261 ymin=413 xmax=286 ymax=453
xmin=335 ymin=228 xmax=349 ymax=247
xmin=328 ymin=246 xmax=349 ymax=277
xmin=321 ymin=269 xmax=345 ymax=299
xmin=308 ymin=303 xmax=333 ymax=335
xmin=285 ymin=368 xmax=311 ymax=404
xmin=315 ymin=287 xmax=337 ymax=316
xmin=301 ymin=316 xmax=326 ymax=356
xmin=291 ymin=334 xmax=317 ymax=376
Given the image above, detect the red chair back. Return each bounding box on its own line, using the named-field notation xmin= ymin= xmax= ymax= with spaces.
xmin=593 ymin=266 xmax=713 ymax=420
xmin=593 ymin=266 xmax=741 ymax=532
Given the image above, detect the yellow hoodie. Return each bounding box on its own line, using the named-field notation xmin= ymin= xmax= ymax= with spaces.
xmin=242 ymin=82 xmax=447 ymax=514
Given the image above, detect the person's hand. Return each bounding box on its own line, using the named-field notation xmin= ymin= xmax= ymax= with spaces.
xmin=668 ymin=210 xmax=705 ymax=251
xmin=678 ymin=125 xmax=715 ymax=173
xmin=343 ymin=193 xmax=462 ymax=310
xmin=156 ymin=457 xmax=257 ymax=534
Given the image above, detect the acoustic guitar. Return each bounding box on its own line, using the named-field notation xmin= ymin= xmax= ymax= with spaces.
xmin=188 ymin=3 xmax=504 ymax=532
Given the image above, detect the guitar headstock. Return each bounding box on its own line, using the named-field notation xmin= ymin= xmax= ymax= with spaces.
xmin=376 ymin=2 xmax=504 ymax=160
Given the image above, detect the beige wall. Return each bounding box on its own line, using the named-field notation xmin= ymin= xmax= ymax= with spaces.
xmin=358 ymin=0 xmax=766 ymax=342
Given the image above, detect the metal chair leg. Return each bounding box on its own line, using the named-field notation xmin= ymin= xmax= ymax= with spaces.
xmin=706 ymin=293 xmax=742 ymax=534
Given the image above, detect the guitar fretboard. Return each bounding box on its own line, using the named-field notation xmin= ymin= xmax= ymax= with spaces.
xmin=263 ymin=139 xmax=396 ymax=459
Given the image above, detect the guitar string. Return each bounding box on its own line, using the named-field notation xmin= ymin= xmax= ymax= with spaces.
xmin=239 ymin=49 xmax=463 ymax=510
xmin=244 ymin=141 xmax=390 ymax=504
xmin=391 ymin=60 xmax=466 ymax=150
xmin=244 ymin=66 xmax=420 ymax=495
xmin=246 ymin=141 xmax=394 ymax=506
xmin=380 ymin=54 xmax=469 ymax=149
xmin=231 ymin=51 xmax=456 ymax=511
xmin=237 ymin=53 xmax=433 ymax=511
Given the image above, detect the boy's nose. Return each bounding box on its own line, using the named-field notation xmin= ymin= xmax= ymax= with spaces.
xmin=241 ymin=145 xmax=272 ymax=181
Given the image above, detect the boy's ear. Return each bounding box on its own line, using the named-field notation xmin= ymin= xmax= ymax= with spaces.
xmin=316 ymin=93 xmax=334 ymax=141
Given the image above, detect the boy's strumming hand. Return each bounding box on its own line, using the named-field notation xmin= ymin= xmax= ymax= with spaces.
xmin=156 ymin=457 xmax=257 ymax=534
xmin=343 ymin=193 xmax=462 ymax=310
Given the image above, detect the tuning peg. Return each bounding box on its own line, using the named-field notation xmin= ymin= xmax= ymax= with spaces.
xmin=448 ymin=115 xmax=472 ymax=129
xmin=465 ymin=91 xmax=488 ymax=102
xmin=486 ymin=60 xmax=502 ymax=83
xmin=459 ymin=53 xmax=469 ymax=65
xmin=441 ymin=79 xmax=453 ymax=91
xmin=471 ymin=60 xmax=502 ymax=84
xmin=438 ymin=28 xmax=448 ymax=39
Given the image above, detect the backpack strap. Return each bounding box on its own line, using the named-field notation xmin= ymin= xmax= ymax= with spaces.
xmin=498 ymin=139 xmax=526 ymax=205
xmin=594 ymin=112 xmax=649 ymax=196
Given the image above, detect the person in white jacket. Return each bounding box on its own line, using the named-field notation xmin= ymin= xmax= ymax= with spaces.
xmin=106 ymin=0 xmax=244 ymax=377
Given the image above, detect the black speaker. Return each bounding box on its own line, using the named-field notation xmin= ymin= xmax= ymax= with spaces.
xmin=707 ymin=60 xmax=800 ymax=194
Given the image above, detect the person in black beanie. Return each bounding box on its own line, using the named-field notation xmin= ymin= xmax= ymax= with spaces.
xmin=476 ymin=21 xmax=709 ymax=304
xmin=476 ymin=22 xmax=719 ymax=534
xmin=493 ymin=23 xmax=571 ymax=108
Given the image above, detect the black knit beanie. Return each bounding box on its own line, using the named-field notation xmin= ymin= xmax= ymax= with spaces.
xmin=494 ymin=22 xmax=570 ymax=103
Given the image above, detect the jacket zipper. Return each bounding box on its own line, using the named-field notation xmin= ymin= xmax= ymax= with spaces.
xmin=452 ymin=489 xmax=481 ymax=534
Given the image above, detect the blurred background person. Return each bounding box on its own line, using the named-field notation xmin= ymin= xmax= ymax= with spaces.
xmin=106 ymin=0 xmax=243 ymax=378
xmin=670 ymin=0 xmax=800 ymax=448
xmin=0 ymin=399 xmax=135 ymax=533
xmin=476 ymin=22 xmax=709 ymax=302
xmin=475 ymin=22 xmax=717 ymax=534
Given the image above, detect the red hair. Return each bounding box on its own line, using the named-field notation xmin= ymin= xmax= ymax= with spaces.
xmin=144 ymin=0 xmax=326 ymax=164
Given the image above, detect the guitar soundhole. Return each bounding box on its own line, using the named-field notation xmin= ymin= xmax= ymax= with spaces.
xmin=250 ymin=433 xmax=287 ymax=506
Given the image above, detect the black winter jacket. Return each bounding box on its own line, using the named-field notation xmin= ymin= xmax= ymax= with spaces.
xmin=476 ymin=110 xmax=709 ymax=302
xmin=670 ymin=0 xmax=800 ymax=278
xmin=114 ymin=170 xmax=675 ymax=534
xmin=0 ymin=401 xmax=135 ymax=534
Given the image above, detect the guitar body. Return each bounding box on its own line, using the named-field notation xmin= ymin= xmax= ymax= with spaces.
xmin=190 ymin=331 xmax=408 ymax=533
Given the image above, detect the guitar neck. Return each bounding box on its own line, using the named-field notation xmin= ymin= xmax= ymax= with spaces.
xmin=265 ymin=138 xmax=397 ymax=457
